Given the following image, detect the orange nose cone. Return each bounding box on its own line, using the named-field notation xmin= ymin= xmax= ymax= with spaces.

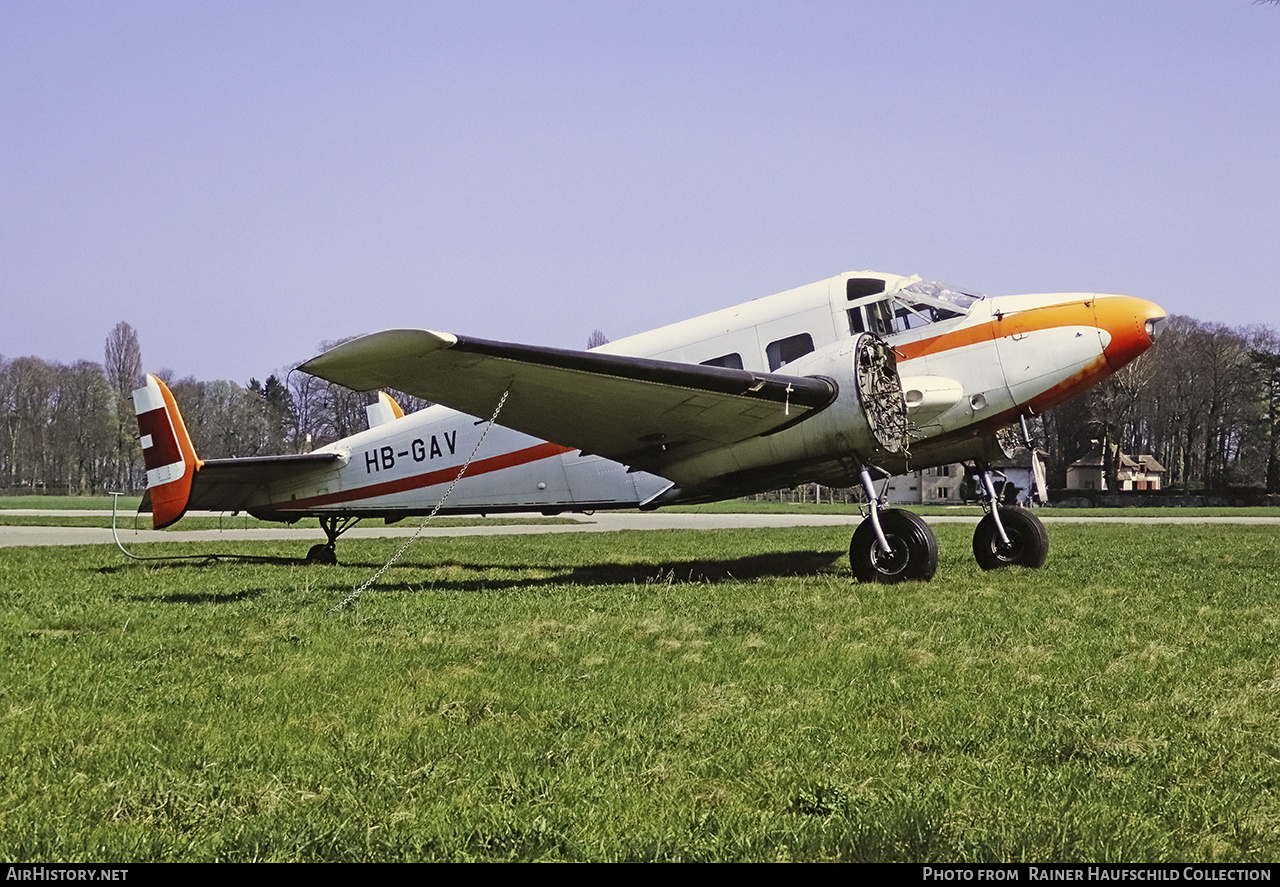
xmin=1094 ymin=295 xmax=1167 ymax=372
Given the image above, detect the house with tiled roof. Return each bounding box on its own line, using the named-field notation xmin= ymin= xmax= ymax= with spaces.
xmin=1066 ymin=442 xmax=1166 ymax=491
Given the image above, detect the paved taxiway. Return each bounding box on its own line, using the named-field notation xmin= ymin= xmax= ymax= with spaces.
xmin=3 ymin=510 xmax=1280 ymax=549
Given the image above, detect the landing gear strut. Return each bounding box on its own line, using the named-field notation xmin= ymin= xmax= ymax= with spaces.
xmin=306 ymin=516 xmax=361 ymax=565
xmin=849 ymin=467 xmax=938 ymax=583
xmin=969 ymin=466 xmax=1048 ymax=570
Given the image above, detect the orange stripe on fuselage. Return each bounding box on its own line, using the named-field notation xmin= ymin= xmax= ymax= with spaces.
xmin=889 ymin=295 xmax=1160 ymax=448
xmin=893 ymin=299 xmax=1100 ymax=362
xmin=275 ymin=440 xmax=576 ymax=511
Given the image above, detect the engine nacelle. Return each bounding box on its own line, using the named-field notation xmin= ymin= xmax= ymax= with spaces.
xmin=658 ymin=334 xmax=908 ymax=490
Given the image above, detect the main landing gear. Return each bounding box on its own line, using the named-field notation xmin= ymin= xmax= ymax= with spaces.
xmin=306 ymin=516 xmax=361 ymax=565
xmin=850 ymin=467 xmax=938 ymax=583
xmin=969 ymin=466 xmax=1048 ymax=571
xmin=848 ymin=465 xmax=1049 ymax=582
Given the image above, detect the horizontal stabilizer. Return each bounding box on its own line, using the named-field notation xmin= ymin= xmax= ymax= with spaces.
xmin=139 ymin=452 xmax=342 ymax=516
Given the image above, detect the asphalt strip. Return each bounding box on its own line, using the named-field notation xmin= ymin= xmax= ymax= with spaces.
xmin=2 ymin=510 xmax=1279 ymax=549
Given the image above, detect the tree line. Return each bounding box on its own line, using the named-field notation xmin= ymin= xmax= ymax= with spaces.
xmin=0 ymin=325 xmax=409 ymax=495
xmin=3 ymin=315 xmax=1279 ymax=496
xmin=1042 ymin=316 xmax=1280 ymax=493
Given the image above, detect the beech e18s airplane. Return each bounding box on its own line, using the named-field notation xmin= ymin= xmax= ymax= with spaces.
xmin=133 ymin=271 xmax=1166 ymax=582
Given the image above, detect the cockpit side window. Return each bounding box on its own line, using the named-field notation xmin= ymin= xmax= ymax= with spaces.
xmin=848 ymin=279 xmax=983 ymax=339
xmin=866 ymin=302 xmax=894 ymax=337
xmin=847 ymin=308 xmax=865 ymax=335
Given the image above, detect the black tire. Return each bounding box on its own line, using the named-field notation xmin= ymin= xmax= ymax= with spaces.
xmin=972 ymin=507 xmax=1049 ymax=570
xmin=850 ymin=509 xmax=939 ymax=583
xmin=306 ymin=543 xmax=338 ymax=565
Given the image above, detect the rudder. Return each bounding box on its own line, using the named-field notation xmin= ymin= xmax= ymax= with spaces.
xmin=133 ymin=374 xmax=201 ymax=529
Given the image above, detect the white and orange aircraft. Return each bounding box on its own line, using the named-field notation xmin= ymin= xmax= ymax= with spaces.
xmin=132 ymin=271 xmax=1165 ymax=582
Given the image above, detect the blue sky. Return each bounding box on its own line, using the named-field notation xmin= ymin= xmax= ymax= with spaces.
xmin=3 ymin=1 xmax=1278 ymax=382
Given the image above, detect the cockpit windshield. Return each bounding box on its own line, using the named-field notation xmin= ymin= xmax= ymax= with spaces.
xmin=897 ymin=279 xmax=983 ymax=317
xmin=847 ymin=277 xmax=984 ymax=338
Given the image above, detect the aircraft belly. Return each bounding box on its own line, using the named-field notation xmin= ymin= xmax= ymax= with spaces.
xmin=562 ymin=453 xmax=662 ymax=505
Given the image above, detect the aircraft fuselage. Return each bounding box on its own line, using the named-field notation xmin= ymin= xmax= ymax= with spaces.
xmin=246 ymin=271 xmax=1164 ymax=521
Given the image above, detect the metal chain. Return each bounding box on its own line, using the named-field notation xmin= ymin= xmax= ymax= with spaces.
xmin=330 ymin=388 xmax=511 ymax=612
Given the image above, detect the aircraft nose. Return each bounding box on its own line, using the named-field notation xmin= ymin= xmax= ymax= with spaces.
xmin=1094 ymin=295 xmax=1167 ymax=372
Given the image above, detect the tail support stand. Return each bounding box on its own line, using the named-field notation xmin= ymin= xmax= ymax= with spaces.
xmin=859 ymin=466 xmax=892 ymax=554
xmin=109 ymin=491 xmax=143 ymax=561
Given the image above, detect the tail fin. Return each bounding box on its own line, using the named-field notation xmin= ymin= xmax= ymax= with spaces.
xmin=365 ymin=390 xmax=406 ymax=429
xmin=133 ymin=374 xmax=202 ymax=529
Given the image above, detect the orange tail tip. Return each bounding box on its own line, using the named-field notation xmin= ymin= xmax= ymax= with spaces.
xmin=133 ymin=374 xmax=201 ymax=529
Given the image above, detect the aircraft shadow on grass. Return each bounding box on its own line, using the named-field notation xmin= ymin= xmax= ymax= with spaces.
xmin=346 ymin=548 xmax=846 ymax=595
xmin=149 ymin=588 xmax=266 ymax=605
xmin=98 ymin=552 xmax=317 ymax=575
xmin=102 ymin=548 xmax=845 ymax=599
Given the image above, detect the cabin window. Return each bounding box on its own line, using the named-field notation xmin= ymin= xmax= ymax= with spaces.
xmin=847 ymin=308 xmax=865 ymax=335
xmin=846 ymin=278 xmax=887 ymax=300
xmin=700 ymin=352 xmax=744 ymax=370
xmin=766 ymin=333 xmax=814 ymax=371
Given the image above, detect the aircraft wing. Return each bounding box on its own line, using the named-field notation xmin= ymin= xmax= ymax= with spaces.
xmin=140 ymin=453 xmax=342 ymax=516
xmin=299 ymin=330 xmax=837 ymax=472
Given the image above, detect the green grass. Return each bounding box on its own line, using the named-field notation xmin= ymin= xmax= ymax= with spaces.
xmin=3 ymin=524 xmax=1280 ymax=861
xmin=0 ymin=495 xmax=143 ymax=511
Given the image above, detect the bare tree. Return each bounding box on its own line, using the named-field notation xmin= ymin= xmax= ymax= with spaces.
xmin=285 ymin=368 xmax=328 ymax=453
xmin=0 ymin=356 xmax=11 ymax=489
xmin=6 ymin=357 xmax=55 ymax=492
xmin=55 ymin=361 xmax=113 ymax=493
xmin=587 ymin=329 xmax=610 ymax=349
xmin=104 ymin=322 xmax=143 ymax=489
xmin=1246 ymin=326 xmax=1280 ymax=493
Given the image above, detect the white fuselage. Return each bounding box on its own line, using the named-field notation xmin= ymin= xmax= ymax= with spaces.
xmin=250 ymin=272 xmax=1162 ymax=519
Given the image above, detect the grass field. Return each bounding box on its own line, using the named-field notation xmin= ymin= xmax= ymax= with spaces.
xmin=0 ymin=495 xmax=144 ymax=511
xmin=3 ymin=522 xmax=1280 ymax=861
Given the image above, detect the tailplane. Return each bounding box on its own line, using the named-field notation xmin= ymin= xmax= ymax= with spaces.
xmin=132 ymin=374 xmax=201 ymax=528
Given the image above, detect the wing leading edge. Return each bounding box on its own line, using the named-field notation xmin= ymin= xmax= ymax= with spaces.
xmin=299 ymin=330 xmax=837 ymax=473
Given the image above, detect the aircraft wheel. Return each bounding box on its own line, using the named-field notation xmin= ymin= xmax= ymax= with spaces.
xmin=973 ymin=507 xmax=1048 ymax=570
xmin=306 ymin=543 xmax=338 ymax=565
xmin=850 ymin=509 xmax=938 ymax=583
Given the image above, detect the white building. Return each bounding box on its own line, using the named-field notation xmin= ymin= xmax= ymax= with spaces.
xmin=885 ymin=463 xmax=965 ymax=505
xmin=885 ymin=448 xmax=1047 ymax=506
